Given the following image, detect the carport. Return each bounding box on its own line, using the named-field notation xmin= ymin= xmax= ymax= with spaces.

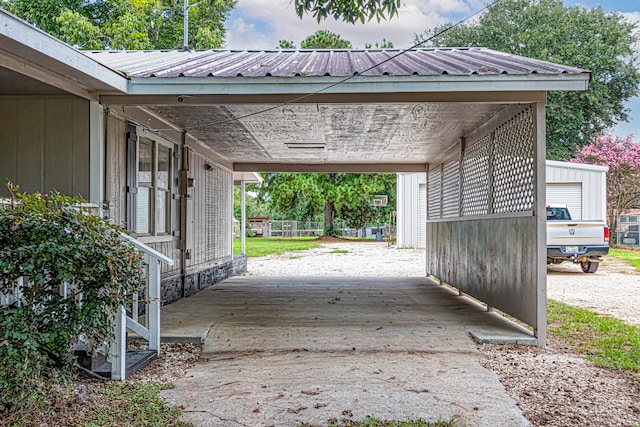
xmin=0 ymin=8 xmax=591 ymax=347
xmin=87 ymin=48 xmax=590 ymax=345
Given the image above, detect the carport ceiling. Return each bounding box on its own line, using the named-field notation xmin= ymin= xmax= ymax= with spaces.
xmin=90 ymin=49 xmax=590 ymax=172
xmin=144 ymin=103 xmax=506 ymax=167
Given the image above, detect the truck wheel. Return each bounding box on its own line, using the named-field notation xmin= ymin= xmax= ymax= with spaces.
xmin=580 ymin=261 xmax=599 ymax=273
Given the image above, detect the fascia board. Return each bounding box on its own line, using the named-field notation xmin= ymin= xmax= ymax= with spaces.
xmin=0 ymin=10 xmax=128 ymax=93
xmin=125 ymin=73 xmax=591 ymax=96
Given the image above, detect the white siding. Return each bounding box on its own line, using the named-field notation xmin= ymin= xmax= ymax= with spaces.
xmin=418 ymin=184 xmax=427 ymax=248
xmin=396 ymin=172 xmax=426 ymax=248
xmin=188 ymin=152 xmax=233 ymax=273
xmin=546 ymin=160 xmax=608 ymax=221
xmin=0 ymin=97 xmax=90 ymax=198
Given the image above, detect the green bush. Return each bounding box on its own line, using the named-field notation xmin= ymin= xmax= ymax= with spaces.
xmin=0 ymin=188 xmax=143 ymax=414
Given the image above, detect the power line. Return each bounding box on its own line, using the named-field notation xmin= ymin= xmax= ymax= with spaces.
xmin=150 ymin=0 xmax=503 ymax=133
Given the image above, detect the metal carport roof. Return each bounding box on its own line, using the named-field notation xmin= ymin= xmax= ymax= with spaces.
xmin=0 ymin=8 xmax=591 ymax=173
xmin=82 ymin=48 xmax=590 ymax=173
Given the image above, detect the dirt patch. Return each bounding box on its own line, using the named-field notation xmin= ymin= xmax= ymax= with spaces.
xmin=315 ymin=236 xmax=366 ymax=243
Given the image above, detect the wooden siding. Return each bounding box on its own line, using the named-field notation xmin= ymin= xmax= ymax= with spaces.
xmin=427 ymin=216 xmax=538 ymax=328
xmin=0 ymin=97 xmax=89 ymax=197
xmin=103 ymin=118 xmax=234 ymax=277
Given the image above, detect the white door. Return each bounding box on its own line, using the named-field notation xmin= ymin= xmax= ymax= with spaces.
xmin=418 ymin=184 xmax=427 ymax=248
xmin=546 ymin=183 xmax=583 ymax=220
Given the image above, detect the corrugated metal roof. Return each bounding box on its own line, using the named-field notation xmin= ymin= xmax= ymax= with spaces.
xmin=86 ymin=48 xmax=588 ymax=79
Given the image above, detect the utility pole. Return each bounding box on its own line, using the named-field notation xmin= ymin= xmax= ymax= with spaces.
xmin=182 ymin=0 xmax=201 ymax=51
xmin=183 ymin=0 xmax=189 ymax=51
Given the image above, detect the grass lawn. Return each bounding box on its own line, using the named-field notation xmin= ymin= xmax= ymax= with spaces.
xmin=233 ymin=237 xmax=321 ymax=257
xmin=608 ymin=247 xmax=640 ymax=272
xmin=547 ymin=299 xmax=640 ymax=372
xmin=79 ymin=383 xmax=189 ymax=427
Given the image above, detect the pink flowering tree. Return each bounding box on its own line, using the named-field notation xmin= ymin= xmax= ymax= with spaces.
xmin=571 ymin=134 xmax=640 ymax=244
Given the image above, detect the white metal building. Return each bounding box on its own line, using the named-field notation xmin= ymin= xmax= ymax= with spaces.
xmin=546 ymin=160 xmax=608 ymax=221
xmin=397 ymin=160 xmax=608 ymax=249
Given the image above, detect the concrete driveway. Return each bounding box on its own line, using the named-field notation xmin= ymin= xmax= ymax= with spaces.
xmin=161 ymin=275 xmax=532 ymax=426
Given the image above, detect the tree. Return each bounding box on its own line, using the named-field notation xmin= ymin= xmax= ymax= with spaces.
xmin=418 ymin=0 xmax=640 ymax=161
xmin=4 ymin=0 xmax=236 ymax=50
xmin=571 ymin=134 xmax=640 ymax=243
xmin=259 ymin=172 xmax=396 ymax=235
xmin=278 ymin=39 xmax=296 ymax=49
xmin=294 ymin=0 xmax=400 ymax=24
xmin=364 ymin=38 xmax=394 ymax=49
xmin=278 ymin=32 xmax=392 ymax=50
xmin=300 ymin=29 xmax=352 ymax=49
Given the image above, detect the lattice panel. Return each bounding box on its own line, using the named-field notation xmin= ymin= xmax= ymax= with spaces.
xmin=492 ymin=107 xmax=535 ymax=213
xmin=427 ymin=165 xmax=442 ymax=219
xmin=206 ymin=163 xmax=233 ymax=260
xmin=461 ymin=135 xmax=491 ymax=216
xmin=441 ymin=158 xmax=460 ymax=218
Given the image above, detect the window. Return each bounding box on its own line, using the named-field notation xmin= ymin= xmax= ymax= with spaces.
xmin=136 ymin=137 xmax=172 ymax=236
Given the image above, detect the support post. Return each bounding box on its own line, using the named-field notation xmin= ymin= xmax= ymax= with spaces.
xmin=241 ymin=179 xmax=246 ymax=255
xmin=534 ymin=101 xmax=547 ymax=346
xmin=148 ymin=257 xmax=161 ymax=355
xmin=110 ymin=306 xmax=127 ymax=380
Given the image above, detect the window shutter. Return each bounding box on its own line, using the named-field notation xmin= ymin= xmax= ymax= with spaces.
xmin=172 ymin=145 xmax=180 ymax=235
xmin=126 ymin=123 xmax=137 ymax=233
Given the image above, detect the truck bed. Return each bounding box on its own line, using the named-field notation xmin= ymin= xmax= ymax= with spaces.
xmin=547 ymin=220 xmax=609 ymax=246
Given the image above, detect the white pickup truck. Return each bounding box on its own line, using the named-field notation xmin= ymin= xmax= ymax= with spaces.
xmin=546 ymin=206 xmax=610 ymax=273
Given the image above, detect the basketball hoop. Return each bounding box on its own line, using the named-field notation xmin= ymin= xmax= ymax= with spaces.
xmin=372 ymin=195 xmax=388 ymax=207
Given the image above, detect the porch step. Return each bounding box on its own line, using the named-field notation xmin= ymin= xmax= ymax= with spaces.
xmin=81 ymin=350 xmax=157 ymax=379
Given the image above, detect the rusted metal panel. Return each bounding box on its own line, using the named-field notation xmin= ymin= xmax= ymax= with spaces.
xmin=87 ymin=48 xmax=587 ymax=79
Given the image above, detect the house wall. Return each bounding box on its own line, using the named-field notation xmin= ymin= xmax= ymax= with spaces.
xmin=425 ymin=104 xmax=546 ymax=340
xmin=0 ymin=96 xmax=90 ymax=197
xmin=182 ymin=151 xmax=234 ymax=297
xmin=104 ymin=112 xmax=238 ymax=305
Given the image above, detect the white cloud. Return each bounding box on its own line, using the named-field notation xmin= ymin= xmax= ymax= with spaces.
xmin=224 ymin=16 xmax=273 ymax=49
xmin=224 ymin=0 xmax=475 ymax=50
xmin=622 ymin=12 xmax=640 ymax=57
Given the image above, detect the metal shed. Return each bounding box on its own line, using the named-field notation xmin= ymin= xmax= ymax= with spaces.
xmin=546 ymin=160 xmax=608 ymax=221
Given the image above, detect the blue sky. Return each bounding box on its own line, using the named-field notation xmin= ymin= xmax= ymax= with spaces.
xmin=224 ymin=0 xmax=640 ymax=139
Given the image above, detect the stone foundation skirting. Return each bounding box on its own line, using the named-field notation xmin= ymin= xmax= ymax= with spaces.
xmin=160 ymin=255 xmax=248 ymax=305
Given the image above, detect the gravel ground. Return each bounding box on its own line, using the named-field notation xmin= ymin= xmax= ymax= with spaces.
xmin=547 ymin=259 xmax=640 ymax=326
xmin=246 ymin=241 xmax=426 ymax=277
xmin=245 ymin=240 xmax=640 ymax=426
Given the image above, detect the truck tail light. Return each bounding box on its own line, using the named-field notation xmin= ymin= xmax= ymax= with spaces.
xmin=604 ymin=226 xmax=610 ymax=244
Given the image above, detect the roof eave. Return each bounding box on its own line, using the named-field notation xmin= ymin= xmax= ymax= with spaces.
xmin=0 ymin=9 xmax=129 ymax=95
xmin=123 ymin=73 xmax=591 ymax=97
